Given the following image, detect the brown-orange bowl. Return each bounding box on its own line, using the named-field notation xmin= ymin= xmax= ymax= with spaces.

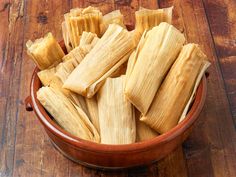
xmin=25 ymin=41 xmax=207 ymax=170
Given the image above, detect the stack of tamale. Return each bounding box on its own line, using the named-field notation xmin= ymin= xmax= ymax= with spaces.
xmin=63 ymin=23 xmax=135 ymax=98
xmin=26 ymin=6 xmax=210 ymax=145
xmin=125 ymin=22 xmax=186 ymax=114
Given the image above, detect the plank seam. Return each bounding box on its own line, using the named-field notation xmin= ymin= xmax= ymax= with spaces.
xmin=201 ymin=0 xmax=236 ymax=130
xmin=11 ymin=0 xmax=28 ymax=176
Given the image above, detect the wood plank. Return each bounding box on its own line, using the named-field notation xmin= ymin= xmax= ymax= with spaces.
xmin=202 ymin=0 xmax=236 ymax=127
xmin=0 ymin=0 xmax=27 ymax=176
xmin=0 ymin=1 xmax=10 ymax=176
xmin=159 ymin=0 xmax=236 ymax=177
xmin=157 ymin=147 xmax=188 ymax=177
xmin=12 ymin=0 xmax=71 ymax=177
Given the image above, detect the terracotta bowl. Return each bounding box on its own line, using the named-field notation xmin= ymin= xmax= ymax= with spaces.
xmin=25 ymin=40 xmax=207 ymax=169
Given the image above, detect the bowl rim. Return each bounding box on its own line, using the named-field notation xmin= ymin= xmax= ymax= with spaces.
xmin=30 ymin=66 xmax=207 ymax=153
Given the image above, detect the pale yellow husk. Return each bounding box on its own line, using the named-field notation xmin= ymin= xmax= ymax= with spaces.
xmin=37 ymin=86 xmax=100 ymax=142
xmin=64 ymin=6 xmax=102 ymax=48
xmin=37 ymin=37 xmax=96 ymax=88
xmin=85 ymin=97 xmax=100 ymax=133
xmin=100 ymin=10 xmax=125 ymax=35
xmin=79 ymin=31 xmax=98 ymax=46
xmin=125 ymin=30 xmax=147 ymax=85
xmin=135 ymin=109 xmax=158 ymax=142
xmin=63 ymin=24 xmax=135 ymax=98
xmin=62 ymin=44 xmax=91 ymax=62
xmin=38 ymin=35 xmax=99 ymax=115
xmin=50 ymin=58 xmax=89 ymax=115
xmin=26 ymin=32 xmax=65 ymax=70
xmin=125 ymin=22 xmax=185 ymax=114
xmin=37 ymin=66 xmax=58 ymax=86
xmin=97 ymin=76 xmax=136 ymax=144
xmin=62 ymin=21 xmax=73 ymax=52
xmin=141 ymin=44 xmax=210 ymax=134
xmin=178 ymin=60 xmax=210 ymax=122
xmin=62 ymin=31 xmax=98 ymax=62
xmin=133 ymin=6 xmax=173 ymax=43
xmin=86 ymin=51 xmax=132 ymax=98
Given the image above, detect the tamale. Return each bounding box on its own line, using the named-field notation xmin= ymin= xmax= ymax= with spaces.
xmin=37 ymin=86 xmax=100 ymax=142
xmin=26 ymin=32 xmax=65 ymax=70
xmin=125 ymin=22 xmax=185 ymax=114
xmin=37 ymin=66 xmax=58 ymax=86
xmin=63 ymin=24 xmax=135 ymax=98
xmin=86 ymin=51 xmax=132 ymax=98
xmin=178 ymin=60 xmax=210 ymax=122
xmin=50 ymin=60 xmax=89 ymax=115
xmin=38 ymin=47 xmax=89 ymax=116
xmin=62 ymin=31 xmax=98 ymax=62
xmin=49 ymin=74 xmax=89 ymax=117
xmin=62 ymin=21 xmax=73 ymax=52
xmin=38 ymin=34 xmax=97 ymax=87
xmin=141 ymin=44 xmax=210 ymax=134
xmin=135 ymin=7 xmax=173 ymax=36
xmin=125 ymin=30 xmax=147 ymax=85
xmin=79 ymin=31 xmax=98 ymax=46
xmin=85 ymin=97 xmax=100 ymax=133
xmin=133 ymin=7 xmax=173 ymax=43
xmin=97 ymin=76 xmax=136 ymax=144
xmin=64 ymin=6 xmax=102 ymax=48
xmin=135 ymin=109 xmax=158 ymax=142
xmin=90 ymin=36 xmax=100 ymax=48
xmin=100 ymin=10 xmax=125 ymax=35
xmin=62 ymin=44 xmax=90 ymax=62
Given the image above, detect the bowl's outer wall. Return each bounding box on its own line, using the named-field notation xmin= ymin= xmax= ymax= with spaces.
xmin=28 ymin=41 xmax=207 ymax=168
xmin=45 ymin=125 xmax=192 ymax=168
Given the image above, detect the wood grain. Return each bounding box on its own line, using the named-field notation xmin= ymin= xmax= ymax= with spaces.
xmin=202 ymin=0 xmax=236 ymax=127
xmin=0 ymin=0 xmax=236 ymax=177
xmin=0 ymin=0 xmax=26 ymax=176
xmin=159 ymin=1 xmax=236 ymax=177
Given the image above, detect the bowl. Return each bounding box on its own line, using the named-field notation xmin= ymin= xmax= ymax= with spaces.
xmin=25 ymin=41 xmax=207 ymax=169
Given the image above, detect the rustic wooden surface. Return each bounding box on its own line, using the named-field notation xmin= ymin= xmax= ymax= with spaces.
xmin=0 ymin=0 xmax=236 ymax=176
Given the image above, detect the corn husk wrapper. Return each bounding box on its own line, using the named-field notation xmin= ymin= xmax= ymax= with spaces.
xmin=37 ymin=86 xmax=100 ymax=142
xmin=39 ymin=37 xmax=96 ymax=86
xmin=100 ymin=10 xmax=125 ymax=35
xmin=125 ymin=30 xmax=147 ymax=85
xmin=62 ymin=31 xmax=99 ymax=62
xmin=37 ymin=66 xmax=58 ymax=86
xmin=64 ymin=24 xmax=135 ymax=98
xmin=135 ymin=109 xmax=158 ymax=142
xmin=39 ymin=31 xmax=98 ymax=86
xmin=45 ymin=40 xmax=98 ymax=115
xmin=141 ymin=44 xmax=210 ymax=133
xmin=90 ymin=37 xmax=100 ymax=47
xmin=97 ymin=76 xmax=136 ymax=144
xmin=64 ymin=6 xmax=102 ymax=48
xmin=135 ymin=7 xmax=173 ymax=37
xmin=26 ymin=32 xmax=65 ymax=70
xmin=125 ymin=22 xmax=185 ymax=114
xmin=86 ymin=51 xmax=132 ymax=98
xmin=50 ymin=60 xmax=89 ymax=116
xmin=62 ymin=21 xmax=73 ymax=52
xmin=85 ymin=97 xmax=100 ymax=133
xmin=178 ymin=60 xmax=210 ymax=122
xmin=62 ymin=44 xmax=91 ymax=62
xmin=79 ymin=32 xmax=98 ymax=46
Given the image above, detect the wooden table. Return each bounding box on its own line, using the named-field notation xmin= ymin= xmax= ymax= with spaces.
xmin=1 ymin=0 xmax=236 ymax=176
